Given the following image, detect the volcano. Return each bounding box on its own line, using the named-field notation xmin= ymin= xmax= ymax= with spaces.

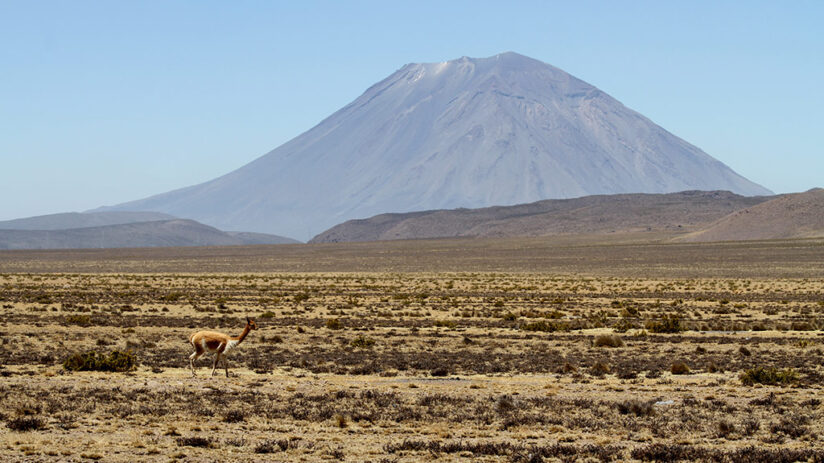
xmin=100 ymin=52 xmax=771 ymax=240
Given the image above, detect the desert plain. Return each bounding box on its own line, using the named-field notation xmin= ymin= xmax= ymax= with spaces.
xmin=1 ymin=235 xmax=823 ymax=462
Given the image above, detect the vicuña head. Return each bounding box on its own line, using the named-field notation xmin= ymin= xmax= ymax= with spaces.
xmin=188 ymin=316 xmax=257 ymax=378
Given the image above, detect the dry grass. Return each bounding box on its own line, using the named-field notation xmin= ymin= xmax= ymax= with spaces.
xmin=0 ymin=238 xmax=823 ymax=460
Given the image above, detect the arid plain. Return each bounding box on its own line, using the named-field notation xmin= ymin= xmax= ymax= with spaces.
xmin=1 ymin=235 xmax=823 ymax=462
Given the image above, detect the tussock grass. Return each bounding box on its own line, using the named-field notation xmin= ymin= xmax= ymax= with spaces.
xmin=740 ymin=366 xmax=799 ymax=386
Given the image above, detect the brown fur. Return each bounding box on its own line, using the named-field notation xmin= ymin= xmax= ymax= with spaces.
xmin=188 ymin=317 xmax=257 ymax=377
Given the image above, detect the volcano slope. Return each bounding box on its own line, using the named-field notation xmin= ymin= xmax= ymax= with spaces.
xmin=101 ymin=52 xmax=770 ymax=240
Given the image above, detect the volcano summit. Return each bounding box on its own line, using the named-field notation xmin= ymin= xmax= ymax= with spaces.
xmin=100 ymin=52 xmax=771 ymax=240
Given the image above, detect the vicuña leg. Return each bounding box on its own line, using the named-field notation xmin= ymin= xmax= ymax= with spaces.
xmin=211 ymin=353 xmax=221 ymax=377
xmin=189 ymin=350 xmax=203 ymax=377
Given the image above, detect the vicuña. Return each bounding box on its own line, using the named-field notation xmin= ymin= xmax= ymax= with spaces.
xmin=188 ymin=317 xmax=257 ymax=377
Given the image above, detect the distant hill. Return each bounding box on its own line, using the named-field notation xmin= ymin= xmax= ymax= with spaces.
xmin=225 ymin=231 xmax=301 ymax=245
xmin=0 ymin=219 xmax=299 ymax=250
xmin=0 ymin=211 xmax=176 ymax=230
xmin=310 ymin=190 xmax=770 ymax=243
xmin=98 ymin=52 xmax=770 ymax=240
xmin=677 ymin=188 xmax=824 ymax=242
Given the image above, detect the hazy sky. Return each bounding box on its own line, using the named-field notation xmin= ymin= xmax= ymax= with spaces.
xmin=1 ymin=1 xmax=822 ymax=221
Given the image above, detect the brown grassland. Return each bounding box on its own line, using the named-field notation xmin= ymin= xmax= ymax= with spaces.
xmin=0 ymin=235 xmax=823 ymax=462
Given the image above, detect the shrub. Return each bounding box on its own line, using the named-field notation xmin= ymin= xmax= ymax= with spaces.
xmin=670 ymin=361 xmax=691 ymax=375
xmin=6 ymin=416 xmax=45 ymax=432
xmin=433 ymin=320 xmax=457 ymax=328
xmin=334 ymin=414 xmax=348 ymax=428
xmin=645 ymin=369 xmax=662 ymax=379
xmin=255 ymin=439 xmax=295 ymax=454
xmin=742 ymin=418 xmax=760 ymax=436
xmin=521 ymin=321 xmax=561 ymax=332
xmin=160 ymin=292 xmax=184 ymax=302
xmin=646 ymin=314 xmax=683 ymax=333
xmin=63 ymin=350 xmax=137 ymax=372
xmin=616 ymin=399 xmax=655 ymax=417
xmin=350 ymin=335 xmax=376 ymax=349
xmin=707 ymin=361 xmax=719 ymax=373
xmin=325 ymin=318 xmax=343 ymax=330
xmin=613 ymin=318 xmax=638 ymax=333
xmin=65 ymin=314 xmax=92 ymax=326
xmin=617 ymin=369 xmax=638 ymax=380
xmin=254 ymin=441 xmax=277 ymax=454
xmin=716 ymin=420 xmax=736 ymax=438
xmin=770 ymin=415 xmax=810 ymax=438
xmin=559 ymin=362 xmax=577 ymax=374
xmin=593 ymin=334 xmax=624 ymax=348
xmin=176 ymin=436 xmax=212 ymax=448
xmin=740 ymin=367 xmax=799 ymax=386
xmin=590 ymin=361 xmax=610 ymax=377
xmin=260 ymin=311 xmax=276 ymax=318
xmin=223 ymin=410 xmax=244 ymax=423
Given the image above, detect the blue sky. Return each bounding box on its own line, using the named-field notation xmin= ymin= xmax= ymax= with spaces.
xmin=1 ymin=1 xmax=821 ymax=220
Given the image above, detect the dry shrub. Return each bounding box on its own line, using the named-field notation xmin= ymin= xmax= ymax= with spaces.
xmin=769 ymin=415 xmax=810 ymax=438
xmin=521 ymin=321 xmax=562 ymax=332
xmin=716 ymin=420 xmax=736 ymax=438
xmin=350 ymin=335 xmax=375 ymax=348
xmin=334 ymin=414 xmax=348 ymax=428
xmin=255 ymin=439 xmax=296 ymax=454
xmin=63 ymin=350 xmax=136 ymax=372
xmin=430 ymin=366 xmax=449 ymax=377
xmin=176 ymin=436 xmax=212 ymax=448
xmin=6 ymin=416 xmax=45 ymax=432
xmin=223 ymin=410 xmax=244 ymax=423
xmin=616 ymin=399 xmax=655 ymax=417
xmin=740 ymin=367 xmax=798 ymax=386
xmin=590 ymin=361 xmax=610 ymax=377
xmin=593 ymin=334 xmax=624 ymax=348
xmin=742 ymin=418 xmax=760 ymax=436
xmin=65 ymin=314 xmax=92 ymax=326
xmin=646 ymin=314 xmax=683 ymax=333
xmin=670 ymin=361 xmax=690 ymax=375
xmin=559 ymin=362 xmax=577 ymax=374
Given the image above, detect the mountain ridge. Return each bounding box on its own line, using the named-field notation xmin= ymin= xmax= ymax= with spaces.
xmin=310 ymin=190 xmax=771 ymax=243
xmin=676 ymin=188 xmax=824 ymax=242
xmin=0 ymin=211 xmax=175 ymax=230
xmin=0 ymin=218 xmax=299 ymax=250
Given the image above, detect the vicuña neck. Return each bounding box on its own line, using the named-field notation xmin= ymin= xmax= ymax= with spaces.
xmin=233 ymin=324 xmax=252 ymax=344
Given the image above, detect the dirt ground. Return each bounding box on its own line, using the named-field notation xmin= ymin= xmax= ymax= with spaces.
xmin=0 ymin=238 xmax=823 ymax=462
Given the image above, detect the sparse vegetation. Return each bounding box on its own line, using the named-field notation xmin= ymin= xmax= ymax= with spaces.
xmin=176 ymin=436 xmax=212 ymax=448
xmin=6 ymin=416 xmax=46 ymax=432
xmin=0 ymin=251 xmax=822 ymax=459
xmin=670 ymin=361 xmax=690 ymax=375
xmin=350 ymin=335 xmax=376 ymax=348
xmin=646 ymin=314 xmax=684 ymax=333
xmin=63 ymin=350 xmax=137 ymax=372
xmin=593 ymin=334 xmax=624 ymax=348
xmin=740 ymin=366 xmax=799 ymax=386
